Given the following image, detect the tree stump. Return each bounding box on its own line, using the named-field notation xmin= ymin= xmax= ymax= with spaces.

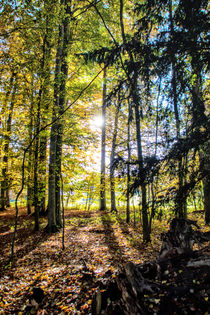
xmin=159 ymin=218 xmax=199 ymax=259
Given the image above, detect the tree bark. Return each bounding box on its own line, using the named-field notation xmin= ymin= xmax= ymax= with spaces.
xmin=189 ymin=16 xmax=209 ymax=224
xmin=110 ymin=93 xmax=120 ymax=213
xmin=200 ymin=141 xmax=210 ymax=224
xmin=47 ymin=0 xmax=71 ymax=232
xmin=34 ymin=25 xmax=52 ymax=229
xmin=34 ymin=85 xmax=42 ymax=231
xmin=39 ymin=27 xmax=52 ymax=216
xmin=169 ymin=0 xmax=186 ymax=219
xmin=100 ymin=67 xmax=107 ymax=211
xmin=126 ymin=101 xmax=131 ymax=223
xmin=120 ymin=0 xmax=150 ymax=242
xmin=134 ymin=83 xmax=149 ymax=243
xmin=0 ymin=75 xmax=17 ymax=211
xmin=27 ymin=85 xmax=34 ymax=215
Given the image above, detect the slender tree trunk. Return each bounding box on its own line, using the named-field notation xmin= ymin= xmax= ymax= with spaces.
xmin=204 ymin=175 xmax=210 ymax=224
xmin=134 ymin=83 xmax=149 ymax=242
xmin=26 ymin=75 xmax=35 ymax=214
xmin=34 ymin=27 xmax=52 ymax=229
xmin=55 ymin=0 xmax=71 ymax=227
xmin=191 ymin=66 xmax=209 ymax=223
xmin=200 ymin=141 xmax=210 ymax=224
xmin=120 ymin=0 xmax=149 ymax=241
xmin=47 ymin=24 xmax=62 ymax=232
xmin=39 ymin=29 xmax=51 ymax=216
xmin=0 ymin=77 xmax=17 ymax=210
xmin=184 ymin=2 xmax=209 ymax=223
xmin=55 ymin=123 xmax=63 ymax=227
xmin=47 ymin=0 xmax=71 ymax=231
xmin=34 ymin=85 xmax=42 ymax=231
xmin=39 ymin=133 xmax=47 ymax=215
xmin=149 ymin=79 xmax=161 ymax=231
xmin=169 ymin=0 xmax=186 ymax=218
xmin=27 ymin=98 xmax=34 ymax=215
xmin=126 ymin=101 xmax=131 ymax=223
xmin=110 ymin=93 xmax=120 ymax=213
xmin=191 ymin=42 xmax=209 ymax=224
xmin=48 ymin=120 xmax=58 ymax=232
xmin=100 ymin=67 xmax=107 ymax=211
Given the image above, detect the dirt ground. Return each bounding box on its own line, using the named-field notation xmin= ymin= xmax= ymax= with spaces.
xmin=0 ymin=207 xmax=208 ymax=314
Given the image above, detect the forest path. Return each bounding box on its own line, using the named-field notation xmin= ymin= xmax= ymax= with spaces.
xmin=0 ymin=208 xmax=205 ymax=314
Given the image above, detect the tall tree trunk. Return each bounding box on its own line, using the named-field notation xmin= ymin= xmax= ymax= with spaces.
xmin=48 ymin=120 xmax=58 ymax=232
xmin=133 ymin=76 xmax=149 ymax=242
xmin=204 ymin=173 xmax=210 ymax=224
xmin=191 ymin=55 xmax=209 ymax=223
xmin=39 ymin=133 xmax=47 ymax=215
xmin=126 ymin=100 xmax=131 ymax=223
xmin=120 ymin=0 xmax=149 ymax=242
xmin=169 ymin=0 xmax=186 ymax=218
xmin=33 ymin=26 xmax=52 ymax=229
xmin=47 ymin=26 xmax=62 ymax=232
xmin=110 ymin=93 xmax=120 ymax=213
xmin=136 ymin=103 xmax=149 ymax=242
xmin=34 ymin=85 xmax=42 ymax=231
xmin=100 ymin=67 xmax=107 ymax=211
xmin=0 ymin=76 xmax=17 ymax=211
xmin=149 ymin=78 xmax=161 ymax=231
xmin=47 ymin=0 xmax=71 ymax=232
xmin=27 ymin=94 xmax=34 ymax=215
xmin=39 ymin=26 xmax=52 ymax=216
xmin=184 ymin=1 xmax=209 ymax=223
xmin=200 ymin=141 xmax=210 ymax=224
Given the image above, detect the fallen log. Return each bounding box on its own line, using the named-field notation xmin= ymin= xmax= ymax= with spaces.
xmin=92 ymin=219 xmax=210 ymax=315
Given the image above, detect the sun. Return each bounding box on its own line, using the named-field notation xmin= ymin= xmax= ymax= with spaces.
xmin=90 ymin=115 xmax=104 ymax=131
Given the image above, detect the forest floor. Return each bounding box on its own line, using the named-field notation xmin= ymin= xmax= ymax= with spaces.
xmin=0 ymin=207 xmax=208 ymax=314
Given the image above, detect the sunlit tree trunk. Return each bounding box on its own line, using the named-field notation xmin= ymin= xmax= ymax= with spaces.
xmin=0 ymin=75 xmax=17 ymax=211
xmin=47 ymin=0 xmax=71 ymax=232
xmin=126 ymin=100 xmax=131 ymax=223
xmin=100 ymin=67 xmax=107 ymax=211
xmin=34 ymin=26 xmax=52 ymax=229
xmin=27 ymin=94 xmax=34 ymax=215
xmin=47 ymin=23 xmax=62 ymax=231
xmin=34 ymin=85 xmax=42 ymax=231
xmin=110 ymin=93 xmax=120 ymax=213
xmin=39 ymin=28 xmax=52 ymax=216
xmin=39 ymin=133 xmax=47 ymax=215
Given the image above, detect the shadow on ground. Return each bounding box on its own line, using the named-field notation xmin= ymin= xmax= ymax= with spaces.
xmin=100 ymin=211 xmax=130 ymax=266
xmin=0 ymin=210 xmax=51 ymax=277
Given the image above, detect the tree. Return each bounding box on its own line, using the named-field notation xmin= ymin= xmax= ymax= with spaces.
xmin=120 ymin=0 xmax=150 ymax=242
xmin=47 ymin=0 xmax=73 ymax=232
xmin=174 ymin=0 xmax=209 ymax=221
xmin=0 ymin=72 xmax=17 ymax=210
xmin=126 ymin=99 xmax=131 ymax=223
xmin=100 ymin=67 xmax=107 ymax=211
xmin=110 ymin=92 xmax=121 ymax=213
xmin=169 ymin=0 xmax=186 ymax=218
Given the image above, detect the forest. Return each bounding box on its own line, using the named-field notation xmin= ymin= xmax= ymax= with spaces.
xmin=0 ymin=0 xmax=209 ymax=314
